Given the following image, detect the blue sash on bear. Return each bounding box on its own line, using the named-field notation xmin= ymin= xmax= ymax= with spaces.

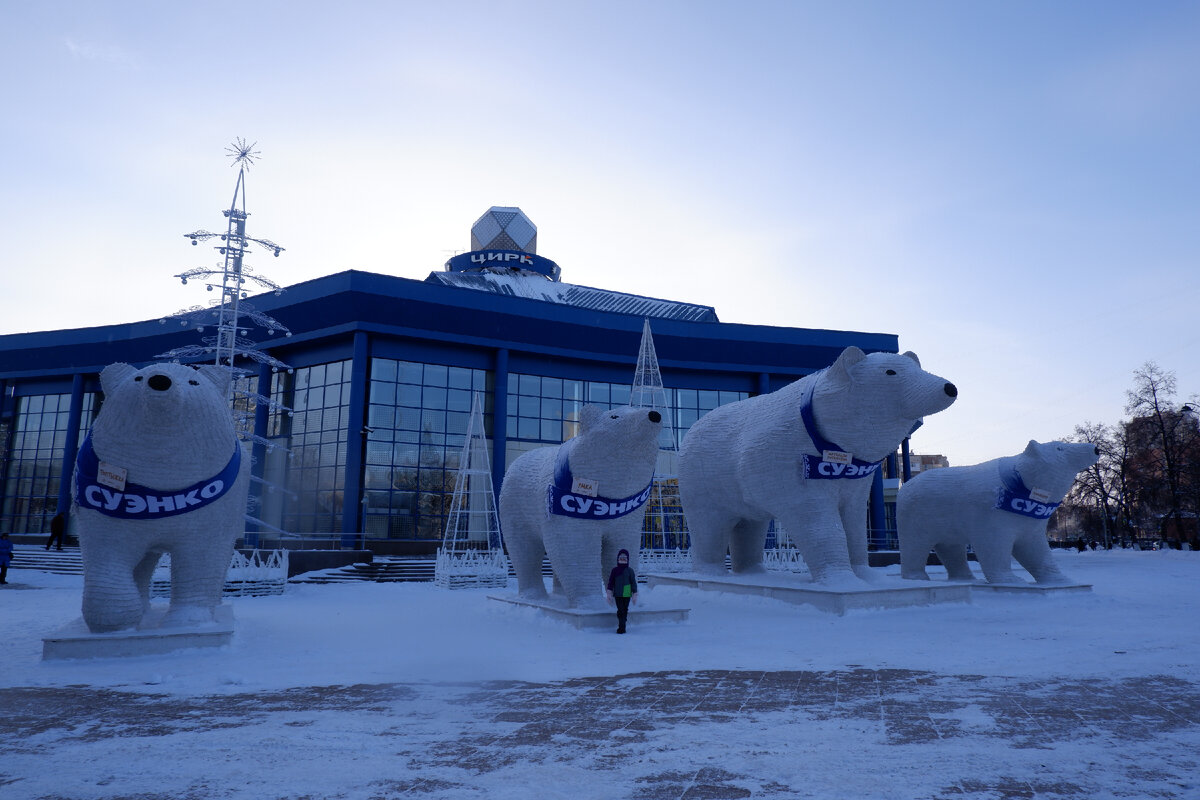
xmin=994 ymin=463 xmax=1060 ymax=519
xmin=74 ymin=433 xmax=241 ymax=520
xmin=546 ymin=442 xmax=653 ymax=520
xmin=799 ymin=387 xmax=881 ymax=480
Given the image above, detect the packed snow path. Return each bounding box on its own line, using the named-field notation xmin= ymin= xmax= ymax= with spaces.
xmin=2 ymin=669 xmax=1197 ymax=799
xmin=2 ymin=549 xmax=1198 ymax=798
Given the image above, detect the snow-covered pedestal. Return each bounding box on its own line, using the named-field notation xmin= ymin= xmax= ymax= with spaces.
xmin=647 ymin=571 xmax=971 ymax=616
xmin=892 ymin=564 xmax=1093 ymax=595
xmin=965 ymin=581 xmax=1092 ymax=594
xmin=488 ymin=593 xmax=689 ymax=630
xmin=42 ymin=605 xmax=234 ymax=660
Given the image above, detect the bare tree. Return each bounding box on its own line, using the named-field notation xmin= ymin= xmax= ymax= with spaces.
xmin=1067 ymin=422 xmax=1120 ymax=547
xmin=1124 ymin=362 xmax=1192 ymax=542
xmin=1178 ymin=400 xmax=1200 ymax=544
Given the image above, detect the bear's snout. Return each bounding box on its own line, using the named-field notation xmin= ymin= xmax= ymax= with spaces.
xmin=943 ymin=383 xmax=957 ymax=398
xmin=148 ymin=374 xmax=172 ymax=392
xmin=648 ymin=410 xmax=661 ymax=423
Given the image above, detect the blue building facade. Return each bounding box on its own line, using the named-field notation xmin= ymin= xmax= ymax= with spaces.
xmin=0 ymin=210 xmax=902 ymax=553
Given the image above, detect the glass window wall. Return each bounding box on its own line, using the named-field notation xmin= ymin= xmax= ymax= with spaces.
xmin=505 ymin=372 xmax=747 ymax=464
xmin=364 ymin=358 xmax=493 ymax=541
xmin=273 ymin=361 xmax=352 ymax=534
xmin=1 ymin=392 xmax=95 ymax=533
xmin=257 ymin=358 xmax=750 ymax=547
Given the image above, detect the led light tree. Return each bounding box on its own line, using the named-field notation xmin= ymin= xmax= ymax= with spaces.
xmin=435 ymin=392 xmax=509 ymax=588
xmin=630 ymin=319 xmax=689 ymax=567
xmin=159 ymin=140 xmax=292 ymax=440
xmin=631 ymin=318 xmax=675 ymax=448
xmin=158 ymin=140 xmax=294 ymax=536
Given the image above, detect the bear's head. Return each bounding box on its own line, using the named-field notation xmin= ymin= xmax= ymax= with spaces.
xmin=90 ymin=362 xmax=240 ymax=484
xmin=565 ymin=405 xmax=663 ymax=497
xmin=812 ymin=346 xmax=957 ymax=462
xmin=1014 ymin=440 xmax=1099 ymax=501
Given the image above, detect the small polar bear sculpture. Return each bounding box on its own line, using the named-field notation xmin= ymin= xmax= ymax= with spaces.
xmin=679 ymin=346 xmax=957 ymax=585
xmin=499 ymin=405 xmax=662 ymax=608
xmin=897 ymin=440 xmax=1099 ymax=585
xmin=74 ymin=362 xmax=250 ymax=632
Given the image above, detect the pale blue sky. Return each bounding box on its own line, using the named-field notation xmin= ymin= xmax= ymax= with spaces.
xmin=3 ymin=1 xmax=1198 ymax=466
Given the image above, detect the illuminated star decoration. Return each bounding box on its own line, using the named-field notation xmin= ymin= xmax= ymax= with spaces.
xmin=226 ymin=137 xmax=261 ymax=169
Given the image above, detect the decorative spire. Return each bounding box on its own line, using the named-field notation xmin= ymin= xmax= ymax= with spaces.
xmin=630 ymin=318 xmax=675 ymax=450
xmin=158 ymin=140 xmax=293 ymax=453
xmin=158 ymin=141 xmax=297 ymax=539
xmin=435 ymin=392 xmax=509 ymax=588
xmin=225 ymin=137 xmax=261 ymax=169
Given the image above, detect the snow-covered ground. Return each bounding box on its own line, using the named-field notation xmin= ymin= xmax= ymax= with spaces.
xmin=2 ymin=549 xmax=1198 ymax=799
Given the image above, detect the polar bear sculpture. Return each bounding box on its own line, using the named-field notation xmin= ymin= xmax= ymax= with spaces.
xmin=679 ymin=346 xmax=957 ymax=585
xmin=898 ymin=440 xmax=1098 ymax=585
xmin=499 ymin=405 xmax=662 ymax=608
xmin=74 ymin=362 xmax=250 ymax=632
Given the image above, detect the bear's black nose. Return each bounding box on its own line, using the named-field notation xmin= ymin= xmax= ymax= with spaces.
xmin=944 ymin=383 xmax=957 ymax=398
xmin=148 ymin=374 xmax=172 ymax=392
xmin=648 ymin=410 xmax=661 ymax=423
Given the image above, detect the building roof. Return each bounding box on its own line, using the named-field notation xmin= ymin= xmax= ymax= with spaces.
xmin=425 ymin=270 xmax=719 ymax=323
xmin=0 ymin=270 xmax=897 ymax=390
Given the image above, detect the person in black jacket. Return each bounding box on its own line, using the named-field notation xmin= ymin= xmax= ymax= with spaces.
xmin=0 ymin=532 xmax=13 ymax=584
xmin=45 ymin=511 xmax=66 ymax=551
xmin=605 ymin=548 xmax=638 ymax=634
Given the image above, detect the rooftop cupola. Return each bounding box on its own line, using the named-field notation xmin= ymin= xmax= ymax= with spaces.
xmin=471 ymin=206 xmax=537 ymax=253
xmin=445 ymin=206 xmax=561 ymax=281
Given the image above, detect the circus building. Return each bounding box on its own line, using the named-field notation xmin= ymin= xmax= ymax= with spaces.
xmin=0 ymin=206 xmax=906 ymax=555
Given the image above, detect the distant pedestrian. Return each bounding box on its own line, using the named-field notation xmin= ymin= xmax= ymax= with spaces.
xmin=45 ymin=511 xmax=66 ymax=551
xmin=606 ymin=548 xmax=638 ymax=634
xmin=0 ymin=532 xmax=13 ymax=584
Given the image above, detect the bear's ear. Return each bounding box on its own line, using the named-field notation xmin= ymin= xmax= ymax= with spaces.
xmin=100 ymin=363 xmax=136 ymax=395
xmin=902 ymin=351 xmax=921 ymax=367
xmin=195 ymin=365 xmax=232 ymax=395
xmin=825 ymin=346 xmax=866 ymax=387
xmin=579 ymin=405 xmax=604 ymax=431
xmin=1023 ymin=439 xmax=1040 ymax=455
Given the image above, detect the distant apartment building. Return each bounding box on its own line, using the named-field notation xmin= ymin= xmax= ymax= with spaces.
xmin=906 ymin=453 xmax=950 ymax=475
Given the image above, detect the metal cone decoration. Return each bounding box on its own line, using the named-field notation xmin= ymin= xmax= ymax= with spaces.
xmin=630 ymin=318 xmax=676 ymax=450
xmin=435 ymin=392 xmax=508 ymax=588
xmin=629 ymin=319 xmax=688 ymax=560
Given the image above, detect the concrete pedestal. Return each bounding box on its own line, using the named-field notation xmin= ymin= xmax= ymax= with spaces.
xmin=885 ymin=568 xmax=1094 ymax=595
xmin=968 ymin=581 xmax=1092 ymax=594
xmin=646 ymin=572 xmax=972 ymax=615
xmin=42 ymin=605 xmax=234 ymax=660
xmin=488 ymin=594 xmax=690 ymax=630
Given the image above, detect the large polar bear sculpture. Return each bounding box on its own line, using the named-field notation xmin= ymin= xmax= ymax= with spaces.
xmin=898 ymin=440 xmax=1098 ymax=585
xmin=500 ymin=405 xmax=662 ymax=608
xmin=74 ymin=362 xmax=250 ymax=632
xmin=679 ymin=346 xmax=957 ymax=585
